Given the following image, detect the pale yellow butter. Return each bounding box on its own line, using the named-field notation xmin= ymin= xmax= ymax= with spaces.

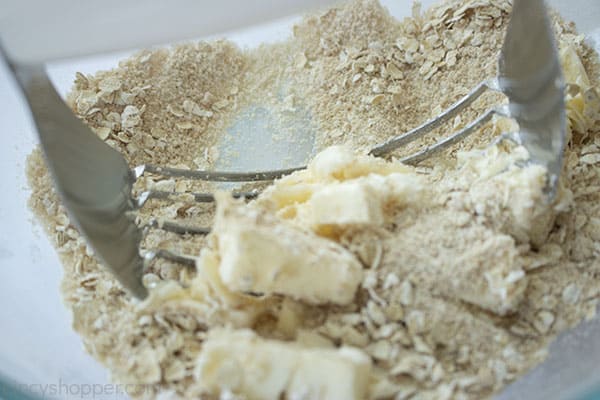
xmin=259 ymin=146 xmax=424 ymax=231
xmin=212 ymin=194 xmax=364 ymax=305
xmin=308 ymin=180 xmax=385 ymax=227
xmin=195 ymin=329 xmax=372 ymax=400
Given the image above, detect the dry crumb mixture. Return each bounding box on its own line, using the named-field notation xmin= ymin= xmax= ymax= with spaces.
xmin=25 ymin=0 xmax=600 ymax=399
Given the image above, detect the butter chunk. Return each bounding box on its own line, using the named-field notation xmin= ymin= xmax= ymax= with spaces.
xmin=258 ymin=146 xmax=424 ymax=230
xmin=213 ymin=194 xmax=364 ymax=305
xmin=308 ymin=145 xmax=410 ymax=182
xmin=306 ymin=173 xmax=423 ymax=229
xmin=195 ymin=329 xmax=372 ymax=400
xmin=561 ymin=43 xmax=592 ymax=89
xmin=308 ymin=180 xmax=385 ymax=227
xmin=560 ymin=43 xmax=600 ymax=136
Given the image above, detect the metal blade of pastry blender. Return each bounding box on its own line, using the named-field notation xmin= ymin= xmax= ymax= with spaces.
xmin=498 ymin=0 xmax=566 ymax=198
xmin=12 ymin=64 xmax=147 ymax=299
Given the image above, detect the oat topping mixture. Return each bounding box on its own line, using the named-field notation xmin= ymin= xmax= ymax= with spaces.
xmin=26 ymin=0 xmax=600 ymax=398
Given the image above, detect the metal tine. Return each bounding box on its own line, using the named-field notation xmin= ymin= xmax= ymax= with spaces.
xmin=145 ymin=219 xmax=211 ymax=235
xmin=135 ymin=189 xmax=258 ymax=237
xmin=137 ymin=191 xmax=255 ymax=236
xmin=132 ymin=165 xmax=273 ymax=241
xmin=369 ymin=78 xmax=501 ymax=158
xmin=134 ymin=164 xmax=304 ymax=182
xmin=144 ymin=249 xmax=197 ymax=269
xmin=134 ymin=188 xmax=254 ymax=241
xmin=400 ymin=105 xmax=510 ymax=165
xmin=135 ymin=189 xmax=259 ymax=208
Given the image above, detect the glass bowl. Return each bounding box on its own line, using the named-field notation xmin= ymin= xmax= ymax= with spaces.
xmin=1 ymin=0 xmax=599 ymax=399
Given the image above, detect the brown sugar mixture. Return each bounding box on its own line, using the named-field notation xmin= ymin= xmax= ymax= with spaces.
xmin=26 ymin=0 xmax=600 ymax=398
